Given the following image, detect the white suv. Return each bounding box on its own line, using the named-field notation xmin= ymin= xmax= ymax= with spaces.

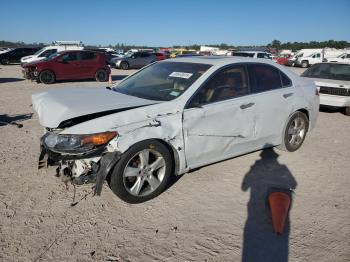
xmin=21 ymin=41 xmax=83 ymax=65
xmin=231 ymin=51 xmax=272 ymax=59
xmin=326 ymin=52 xmax=350 ymax=63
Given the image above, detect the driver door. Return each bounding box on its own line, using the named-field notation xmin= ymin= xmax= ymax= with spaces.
xmin=183 ymin=64 xmax=257 ymax=168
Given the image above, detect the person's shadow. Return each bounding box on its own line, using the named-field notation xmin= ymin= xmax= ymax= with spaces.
xmin=241 ymin=145 xmax=297 ymax=262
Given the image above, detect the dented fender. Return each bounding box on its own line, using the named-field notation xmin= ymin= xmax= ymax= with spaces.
xmin=107 ymin=111 xmax=187 ymax=175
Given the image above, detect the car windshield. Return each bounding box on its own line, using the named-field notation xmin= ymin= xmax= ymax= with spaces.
xmin=33 ymin=48 xmax=45 ymax=56
xmin=302 ymin=63 xmax=350 ymax=81
xmin=113 ymin=62 xmax=212 ymax=101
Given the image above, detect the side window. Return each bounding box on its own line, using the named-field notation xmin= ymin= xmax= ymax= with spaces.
xmin=248 ymin=64 xmax=283 ymax=93
xmin=257 ymin=53 xmax=265 ymax=58
xmin=346 ymin=54 xmax=350 ymax=58
xmin=80 ymin=52 xmax=96 ymax=60
xmin=60 ymin=52 xmax=78 ymax=62
xmin=188 ymin=65 xmax=249 ymax=108
xmin=133 ymin=53 xmax=140 ymax=58
xmin=281 ymin=71 xmax=292 ymax=87
xmin=316 ymin=53 xmax=321 ymax=58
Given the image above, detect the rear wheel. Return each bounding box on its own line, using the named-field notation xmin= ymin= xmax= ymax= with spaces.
xmin=95 ymin=69 xmax=108 ymax=82
xmin=39 ymin=70 xmax=55 ymax=84
xmin=120 ymin=61 xmax=129 ymax=70
xmin=1 ymin=58 xmax=9 ymax=65
xmin=109 ymin=140 xmax=173 ymax=203
xmin=278 ymin=111 xmax=309 ymax=152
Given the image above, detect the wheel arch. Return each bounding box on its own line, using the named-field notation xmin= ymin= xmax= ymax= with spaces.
xmin=295 ymin=108 xmax=310 ymax=131
xmin=39 ymin=69 xmax=56 ymax=82
xmin=106 ymin=137 xmax=182 ymax=184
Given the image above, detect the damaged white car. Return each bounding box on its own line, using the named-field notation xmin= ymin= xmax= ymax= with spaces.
xmin=32 ymin=57 xmax=319 ymax=203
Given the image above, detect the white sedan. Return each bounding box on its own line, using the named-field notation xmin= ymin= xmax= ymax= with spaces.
xmin=32 ymin=57 xmax=319 ymax=203
xmin=301 ymin=62 xmax=350 ymax=115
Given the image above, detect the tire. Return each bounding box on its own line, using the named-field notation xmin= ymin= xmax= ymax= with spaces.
xmin=1 ymin=58 xmax=9 ymax=65
xmin=344 ymin=107 xmax=350 ymax=116
xmin=120 ymin=61 xmax=129 ymax=70
xmin=278 ymin=111 xmax=309 ymax=152
xmin=95 ymin=69 xmax=108 ymax=82
xmin=301 ymin=61 xmax=309 ymax=68
xmin=39 ymin=70 xmax=55 ymax=84
xmin=109 ymin=140 xmax=173 ymax=203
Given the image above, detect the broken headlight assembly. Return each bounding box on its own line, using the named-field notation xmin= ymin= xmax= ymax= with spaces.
xmin=43 ymin=131 xmax=118 ymax=154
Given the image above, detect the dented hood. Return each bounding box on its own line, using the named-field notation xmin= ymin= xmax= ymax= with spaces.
xmin=32 ymin=88 xmax=159 ymax=128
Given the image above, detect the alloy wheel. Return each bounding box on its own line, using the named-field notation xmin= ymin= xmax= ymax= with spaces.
xmin=123 ymin=149 xmax=166 ymax=197
xmin=287 ymin=115 xmax=306 ymax=148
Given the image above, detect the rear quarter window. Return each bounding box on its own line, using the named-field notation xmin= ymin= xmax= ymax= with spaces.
xmin=80 ymin=52 xmax=96 ymax=60
xmin=248 ymin=64 xmax=291 ymax=93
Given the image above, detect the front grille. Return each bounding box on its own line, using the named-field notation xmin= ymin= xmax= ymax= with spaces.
xmin=319 ymin=86 xmax=350 ymax=96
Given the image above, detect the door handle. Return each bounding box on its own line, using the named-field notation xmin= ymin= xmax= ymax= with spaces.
xmin=283 ymin=93 xmax=294 ymax=98
xmin=240 ymin=102 xmax=255 ymax=109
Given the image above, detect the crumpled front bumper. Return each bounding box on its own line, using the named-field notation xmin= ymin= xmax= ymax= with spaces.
xmin=38 ymin=141 xmax=121 ymax=195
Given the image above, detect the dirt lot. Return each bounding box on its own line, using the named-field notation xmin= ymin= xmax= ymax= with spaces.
xmin=0 ymin=64 xmax=349 ymax=262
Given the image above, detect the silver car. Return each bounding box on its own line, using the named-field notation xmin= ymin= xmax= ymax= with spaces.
xmin=32 ymin=57 xmax=319 ymax=203
xmin=111 ymin=51 xmax=157 ymax=70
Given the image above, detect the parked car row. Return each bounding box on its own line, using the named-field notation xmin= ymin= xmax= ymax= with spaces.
xmin=23 ymin=50 xmax=110 ymax=84
xmin=20 ymin=41 xmax=83 ymax=65
xmin=285 ymin=48 xmax=349 ymax=68
xmin=0 ymin=47 xmax=41 ymax=65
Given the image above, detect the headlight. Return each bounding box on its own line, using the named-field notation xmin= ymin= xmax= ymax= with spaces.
xmin=43 ymin=131 xmax=117 ymax=154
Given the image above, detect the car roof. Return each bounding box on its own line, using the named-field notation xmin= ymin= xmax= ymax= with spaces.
xmin=58 ymin=50 xmax=100 ymax=55
xmin=164 ymin=56 xmax=278 ymax=66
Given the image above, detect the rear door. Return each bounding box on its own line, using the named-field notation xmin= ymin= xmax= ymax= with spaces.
xmin=246 ymin=63 xmax=295 ymax=146
xmin=183 ymin=64 xmax=257 ymax=168
xmin=78 ymin=51 xmax=97 ymax=78
xmin=129 ymin=52 xmax=141 ymax=68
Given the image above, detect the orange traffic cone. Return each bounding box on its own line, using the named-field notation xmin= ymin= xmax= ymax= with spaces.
xmin=268 ymin=188 xmax=292 ymax=234
xmin=108 ymin=72 xmax=112 ymax=84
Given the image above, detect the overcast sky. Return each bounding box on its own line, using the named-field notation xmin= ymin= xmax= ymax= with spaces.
xmin=1 ymin=0 xmax=349 ymax=46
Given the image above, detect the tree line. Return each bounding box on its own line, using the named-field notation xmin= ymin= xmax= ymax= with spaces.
xmin=1 ymin=39 xmax=349 ymax=51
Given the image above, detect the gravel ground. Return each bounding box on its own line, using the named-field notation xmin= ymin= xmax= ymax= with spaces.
xmin=0 ymin=64 xmax=349 ymax=262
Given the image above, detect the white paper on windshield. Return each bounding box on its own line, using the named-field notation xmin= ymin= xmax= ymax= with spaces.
xmin=169 ymin=72 xmax=193 ymax=79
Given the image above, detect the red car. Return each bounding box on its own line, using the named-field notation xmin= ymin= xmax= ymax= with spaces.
xmin=23 ymin=50 xmax=111 ymax=84
xmin=155 ymin=52 xmax=169 ymax=61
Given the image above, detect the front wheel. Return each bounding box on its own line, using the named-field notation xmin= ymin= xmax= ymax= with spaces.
xmin=95 ymin=69 xmax=108 ymax=82
xmin=120 ymin=61 xmax=129 ymax=70
xmin=39 ymin=70 xmax=55 ymax=84
xmin=344 ymin=107 xmax=350 ymax=116
xmin=109 ymin=140 xmax=173 ymax=203
xmin=278 ymin=111 xmax=309 ymax=152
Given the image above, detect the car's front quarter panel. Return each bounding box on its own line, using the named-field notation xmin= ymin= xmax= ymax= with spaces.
xmin=59 ymin=101 xmax=188 ymax=175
